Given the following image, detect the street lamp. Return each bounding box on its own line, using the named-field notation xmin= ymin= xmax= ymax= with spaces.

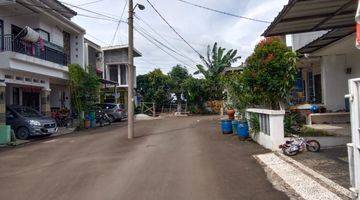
xmin=128 ymin=1 xmax=145 ymax=139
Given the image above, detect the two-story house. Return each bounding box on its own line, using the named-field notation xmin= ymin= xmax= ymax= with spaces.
xmin=102 ymin=45 xmax=141 ymax=106
xmin=0 ymin=0 xmax=85 ymax=123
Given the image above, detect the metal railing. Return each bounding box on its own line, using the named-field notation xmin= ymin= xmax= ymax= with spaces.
xmin=2 ymin=34 xmax=68 ymax=66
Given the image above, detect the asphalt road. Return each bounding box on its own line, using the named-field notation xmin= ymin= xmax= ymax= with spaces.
xmin=0 ymin=116 xmax=288 ymax=200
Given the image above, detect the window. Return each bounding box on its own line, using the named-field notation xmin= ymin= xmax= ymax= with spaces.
xmin=120 ymin=64 xmax=127 ymax=85
xmin=35 ymin=29 xmax=50 ymax=42
xmin=0 ymin=19 xmax=3 ymax=50
xmin=109 ymin=65 xmax=118 ymax=83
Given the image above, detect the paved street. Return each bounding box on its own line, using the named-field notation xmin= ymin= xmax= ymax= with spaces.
xmin=0 ymin=116 xmax=287 ymax=200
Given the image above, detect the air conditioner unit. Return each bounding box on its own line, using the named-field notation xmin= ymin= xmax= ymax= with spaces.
xmin=0 ymin=0 xmax=16 ymax=6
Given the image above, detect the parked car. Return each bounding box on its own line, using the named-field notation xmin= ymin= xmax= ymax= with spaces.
xmin=96 ymin=103 xmax=126 ymax=122
xmin=6 ymin=105 xmax=58 ymax=140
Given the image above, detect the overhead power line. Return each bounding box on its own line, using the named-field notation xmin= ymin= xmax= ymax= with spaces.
xmin=134 ymin=23 xmax=195 ymax=67
xmin=134 ymin=26 xmax=192 ymax=67
xmin=135 ymin=14 xmax=198 ymax=64
xmin=176 ymin=0 xmax=271 ymax=23
xmin=146 ymin=0 xmax=204 ymax=59
xmin=111 ymin=0 xmax=128 ymax=45
xmin=77 ymin=0 xmax=106 ymax=6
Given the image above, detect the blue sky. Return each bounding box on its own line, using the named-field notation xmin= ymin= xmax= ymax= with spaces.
xmin=62 ymin=0 xmax=288 ymax=75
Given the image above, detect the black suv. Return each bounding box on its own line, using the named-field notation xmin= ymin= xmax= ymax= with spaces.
xmin=6 ymin=105 xmax=58 ymax=140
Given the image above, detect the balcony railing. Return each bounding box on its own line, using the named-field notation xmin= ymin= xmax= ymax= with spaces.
xmin=2 ymin=34 xmax=68 ymax=66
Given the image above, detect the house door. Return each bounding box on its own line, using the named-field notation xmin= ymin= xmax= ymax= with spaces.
xmin=22 ymin=91 xmax=40 ymax=111
xmin=314 ymin=74 xmax=322 ymax=103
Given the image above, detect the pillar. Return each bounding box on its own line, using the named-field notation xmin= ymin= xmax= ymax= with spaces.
xmin=0 ymin=82 xmax=6 ymax=125
xmin=41 ymin=88 xmax=51 ymax=116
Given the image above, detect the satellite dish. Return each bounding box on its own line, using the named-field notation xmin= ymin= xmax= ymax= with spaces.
xmin=0 ymin=0 xmax=16 ymax=6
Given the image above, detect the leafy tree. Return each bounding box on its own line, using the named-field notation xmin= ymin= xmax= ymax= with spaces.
xmin=195 ymin=42 xmax=241 ymax=100
xmin=68 ymin=64 xmax=101 ymax=114
xmin=168 ymin=65 xmax=190 ymax=111
xmin=136 ymin=69 xmax=172 ymax=106
xmin=195 ymin=42 xmax=241 ymax=79
xmin=182 ymin=77 xmax=208 ymax=113
xmin=243 ymin=37 xmax=298 ymax=109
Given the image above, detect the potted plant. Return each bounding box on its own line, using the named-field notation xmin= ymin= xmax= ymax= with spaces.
xmin=225 ymin=103 xmax=235 ymax=120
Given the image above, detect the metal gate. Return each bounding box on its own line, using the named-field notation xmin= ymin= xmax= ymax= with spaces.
xmin=347 ymin=78 xmax=360 ymax=199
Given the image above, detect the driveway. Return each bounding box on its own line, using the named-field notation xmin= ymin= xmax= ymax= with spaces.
xmin=0 ymin=116 xmax=287 ymax=200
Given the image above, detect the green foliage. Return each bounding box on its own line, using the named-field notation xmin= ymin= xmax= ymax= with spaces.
xmin=299 ymin=127 xmax=334 ymax=137
xmin=68 ymin=64 xmax=101 ymax=114
xmin=168 ymin=65 xmax=190 ymax=103
xmin=243 ymin=37 xmax=298 ymax=109
xmin=182 ymin=77 xmax=208 ymax=110
xmin=136 ymin=69 xmax=172 ymax=106
xmin=249 ymin=113 xmax=260 ymax=135
xmin=195 ymin=42 xmax=241 ymax=100
xmin=284 ymin=111 xmax=306 ymax=136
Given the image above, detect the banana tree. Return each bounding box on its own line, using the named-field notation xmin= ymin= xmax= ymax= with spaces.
xmin=194 ymin=42 xmax=241 ymax=79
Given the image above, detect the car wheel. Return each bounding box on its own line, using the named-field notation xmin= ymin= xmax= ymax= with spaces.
xmin=16 ymin=127 xmax=30 ymax=140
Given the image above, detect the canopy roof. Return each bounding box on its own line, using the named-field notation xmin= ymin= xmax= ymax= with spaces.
xmin=262 ymin=0 xmax=357 ymax=37
xmin=297 ymin=27 xmax=355 ymax=54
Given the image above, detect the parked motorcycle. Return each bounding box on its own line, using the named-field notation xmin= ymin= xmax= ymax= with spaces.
xmin=279 ymin=135 xmax=320 ymax=156
xmin=95 ymin=109 xmax=112 ymax=127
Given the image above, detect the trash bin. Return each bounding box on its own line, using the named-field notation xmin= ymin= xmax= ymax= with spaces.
xmin=89 ymin=111 xmax=96 ymax=128
xmin=0 ymin=125 xmax=11 ymax=145
xmin=221 ymin=119 xmax=233 ymax=134
xmin=84 ymin=115 xmax=91 ymax=129
xmin=237 ymin=121 xmax=249 ymax=138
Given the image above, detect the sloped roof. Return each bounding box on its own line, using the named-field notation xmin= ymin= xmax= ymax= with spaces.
xmin=297 ymin=27 xmax=355 ymax=54
xmin=263 ymin=0 xmax=357 ymax=37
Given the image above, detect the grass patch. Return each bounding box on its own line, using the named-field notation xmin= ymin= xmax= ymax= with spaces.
xmin=298 ymin=127 xmax=335 ymax=137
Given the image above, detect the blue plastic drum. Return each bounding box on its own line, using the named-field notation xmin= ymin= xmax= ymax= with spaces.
xmin=221 ymin=120 xmax=233 ymax=134
xmin=237 ymin=121 xmax=249 ymax=138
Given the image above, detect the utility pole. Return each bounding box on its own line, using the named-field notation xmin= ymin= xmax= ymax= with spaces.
xmin=127 ymin=0 xmax=135 ymax=139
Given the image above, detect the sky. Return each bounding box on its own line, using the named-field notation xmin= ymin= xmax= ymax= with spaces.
xmin=62 ymin=0 xmax=288 ymax=75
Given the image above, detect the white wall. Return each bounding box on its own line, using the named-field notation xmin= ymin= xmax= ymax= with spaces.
xmin=50 ymin=84 xmax=70 ymax=108
xmin=70 ymin=34 xmax=85 ymax=67
xmin=313 ymin=34 xmax=360 ymax=111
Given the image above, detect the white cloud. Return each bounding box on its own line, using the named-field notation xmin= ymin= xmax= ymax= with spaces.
xmin=63 ymin=0 xmax=288 ymax=75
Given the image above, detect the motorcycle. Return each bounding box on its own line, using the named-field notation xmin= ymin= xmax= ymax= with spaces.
xmin=279 ymin=135 xmax=320 ymax=156
xmin=95 ymin=109 xmax=112 ymax=127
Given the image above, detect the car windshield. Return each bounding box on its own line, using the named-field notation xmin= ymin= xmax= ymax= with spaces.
xmin=97 ymin=104 xmax=117 ymax=109
xmin=13 ymin=107 xmax=42 ymax=118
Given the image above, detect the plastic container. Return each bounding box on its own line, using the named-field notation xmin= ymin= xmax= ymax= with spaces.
xmin=84 ymin=115 xmax=91 ymax=129
xmin=221 ymin=119 xmax=233 ymax=134
xmin=232 ymin=120 xmax=238 ymax=133
xmin=237 ymin=121 xmax=249 ymax=138
xmin=0 ymin=125 xmax=11 ymax=145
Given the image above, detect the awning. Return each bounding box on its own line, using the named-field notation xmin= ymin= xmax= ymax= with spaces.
xmin=297 ymin=27 xmax=355 ymax=54
xmin=263 ymin=0 xmax=357 ymax=37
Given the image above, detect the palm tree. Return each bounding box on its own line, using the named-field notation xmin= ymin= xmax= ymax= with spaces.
xmin=194 ymin=42 xmax=241 ymax=79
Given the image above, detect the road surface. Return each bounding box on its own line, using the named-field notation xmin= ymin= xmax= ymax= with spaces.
xmin=0 ymin=116 xmax=288 ymax=200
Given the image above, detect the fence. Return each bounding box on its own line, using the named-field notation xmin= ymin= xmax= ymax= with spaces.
xmin=160 ymin=103 xmax=188 ymax=114
xmin=246 ymin=108 xmax=285 ymax=151
xmin=139 ymin=102 xmax=156 ymax=117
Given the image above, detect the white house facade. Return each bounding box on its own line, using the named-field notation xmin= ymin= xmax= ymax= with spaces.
xmin=0 ymin=0 xmax=85 ymax=123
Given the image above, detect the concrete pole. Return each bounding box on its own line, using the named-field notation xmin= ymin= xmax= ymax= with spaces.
xmin=127 ymin=0 xmax=135 ymax=139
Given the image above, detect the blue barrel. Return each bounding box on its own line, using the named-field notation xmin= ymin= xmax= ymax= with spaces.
xmin=237 ymin=121 xmax=249 ymax=138
xmin=232 ymin=120 xmax=238 ymax=133
xmin=221 ymin=120 xmax=233 ymax=134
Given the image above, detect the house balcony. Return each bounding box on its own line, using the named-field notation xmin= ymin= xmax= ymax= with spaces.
xmin=2 ymin=34 xmax=68 ymax=66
